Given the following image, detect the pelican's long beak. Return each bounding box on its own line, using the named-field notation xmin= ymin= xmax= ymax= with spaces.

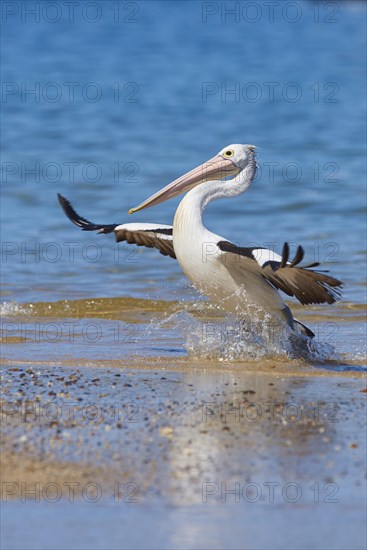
xmin=128 ymin=155 xmax=240 ymax=214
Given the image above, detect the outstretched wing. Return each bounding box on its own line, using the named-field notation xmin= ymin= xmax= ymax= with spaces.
xmin=58 ymin=194 xmax=176 ymax=259
xmin=218 ymin=241 xmax=342 ymax=305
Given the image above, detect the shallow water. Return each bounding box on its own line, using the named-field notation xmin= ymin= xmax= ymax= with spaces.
xmin=1 ymin=296 xmax=366 ymax=367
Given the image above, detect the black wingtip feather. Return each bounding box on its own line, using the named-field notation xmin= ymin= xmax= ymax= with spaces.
xmin=280 ymin=242 xmax=289 ymax=268
xmin=57 ymin=193 xmax=117 ymax=234
xmin=289 ymin=245 xmax=304 ymax=267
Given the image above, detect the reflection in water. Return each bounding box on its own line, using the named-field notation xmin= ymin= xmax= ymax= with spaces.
xmin=164 ymin=373 xmax=341 ymax=506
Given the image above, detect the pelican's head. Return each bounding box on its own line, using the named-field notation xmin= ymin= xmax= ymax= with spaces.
xmin=128 ymin=144 xmax=256 ymax=214
xmin=217 ymin=143 xmax=257 ymax=170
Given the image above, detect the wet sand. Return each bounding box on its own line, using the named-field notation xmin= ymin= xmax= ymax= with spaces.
xmin=1 ymin=357 xmax=366 ymax=549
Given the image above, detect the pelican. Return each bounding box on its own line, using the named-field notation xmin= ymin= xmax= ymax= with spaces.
xmin=58 ymin=144 xmax=342 ymax=339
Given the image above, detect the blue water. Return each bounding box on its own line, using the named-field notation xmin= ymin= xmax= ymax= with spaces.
xmin=1 ymin=1 xmax=366 ymax=305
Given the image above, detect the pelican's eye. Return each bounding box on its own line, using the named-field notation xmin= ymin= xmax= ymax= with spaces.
xmin=223 ymin=149 xmax=234 ymax=158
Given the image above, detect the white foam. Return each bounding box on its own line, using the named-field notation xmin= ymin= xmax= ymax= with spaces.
xmin=155 ymin=306 xmax=337 ymax=362
xmin=0 ymin=301 xmax=33 ymax=317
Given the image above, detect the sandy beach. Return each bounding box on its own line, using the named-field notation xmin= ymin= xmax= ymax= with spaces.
xmin=1 ymin=352 xmax=366 ymax=549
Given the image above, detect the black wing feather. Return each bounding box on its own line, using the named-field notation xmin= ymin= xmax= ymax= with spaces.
xmin=57 ymin=193 xmax=117 ymax=234
xmin=219 ymin=240 xmax=343 ymax=305
xmin=262 ymin=242 xmax=343 ymax=304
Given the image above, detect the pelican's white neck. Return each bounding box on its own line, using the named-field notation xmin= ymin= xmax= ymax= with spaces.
xmin=171 ymin=155 xmax=257 ymax=287
xmin=173 ymin=158 xmax=257 ymax=238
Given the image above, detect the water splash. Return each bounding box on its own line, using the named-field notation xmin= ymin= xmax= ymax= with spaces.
xmin=156 ymin=309 xmax=337 ymax=362
xmin=0 ymin=298 xmax=352 ymax=364
xmin=0 ymin=301 xmax=33 ymax=317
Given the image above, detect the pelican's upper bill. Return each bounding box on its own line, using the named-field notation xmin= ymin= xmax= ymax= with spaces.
xmin=128 ymin=144 xmax=256 ymax=214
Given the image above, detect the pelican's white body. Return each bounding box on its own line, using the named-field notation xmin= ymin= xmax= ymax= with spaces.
xmin=173 ymin=183 xmax=291 ymax=326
